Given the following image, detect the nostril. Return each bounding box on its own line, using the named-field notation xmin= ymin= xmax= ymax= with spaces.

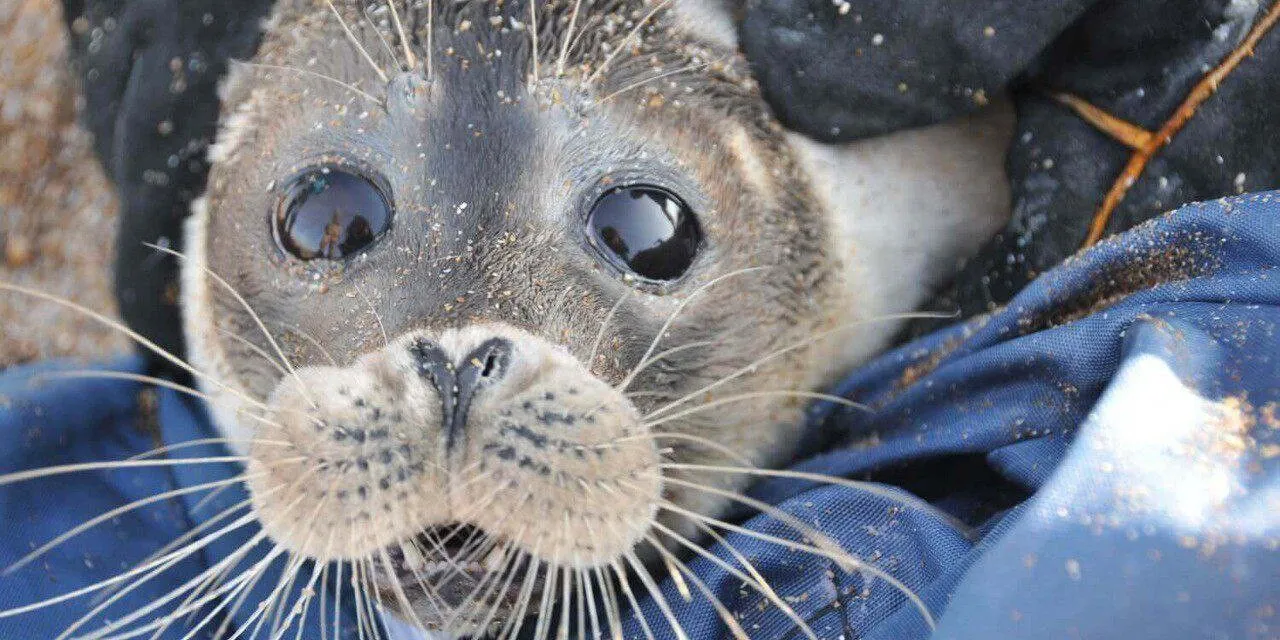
xmin=470 ymin=339 xmax=511 ymax=381
xmin=481 ymin=352 xmax=500 ymax=378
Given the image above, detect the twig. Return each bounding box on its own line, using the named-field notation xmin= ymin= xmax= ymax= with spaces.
xmin=1080 ymin=0 xmax=1280 ymax=248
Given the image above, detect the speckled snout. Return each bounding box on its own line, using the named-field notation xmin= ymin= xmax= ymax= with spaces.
xmin=245 ymin=323 xmax=661 ymax=568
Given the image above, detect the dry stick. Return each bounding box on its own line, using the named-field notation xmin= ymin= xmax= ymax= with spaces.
xmin=1049 ymin=91 xmax=1152 ymax=150
xmin=1081 ymin=0 xmax=1280 ymax=248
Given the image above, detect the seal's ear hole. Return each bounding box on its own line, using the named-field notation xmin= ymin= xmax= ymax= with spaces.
xmin=273 ymin=166 xmax=393 ymax=260
xmin=585 ymin=185 xmax=702 ymax=283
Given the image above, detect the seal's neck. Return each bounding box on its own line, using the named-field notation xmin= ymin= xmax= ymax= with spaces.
xmin=788 ymin=99 xmax=1015 ymax=377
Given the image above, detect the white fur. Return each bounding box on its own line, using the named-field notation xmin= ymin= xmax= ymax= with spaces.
xmin=789 ymin=100 xmax=1015 ymax=371
xmin=182 ymin=196 xmax=257 ymax=454
xmin=671 ymin=0 xmax=738 ymax=50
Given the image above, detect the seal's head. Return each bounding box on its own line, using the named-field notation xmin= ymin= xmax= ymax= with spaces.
xmin=182 ymin=0 xmax=1008 ymax=634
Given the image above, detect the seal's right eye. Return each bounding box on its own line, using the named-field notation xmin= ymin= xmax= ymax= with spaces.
xmin=274 ymin=167 xmax=392 ymax=260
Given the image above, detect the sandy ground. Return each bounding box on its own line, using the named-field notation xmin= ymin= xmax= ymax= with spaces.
xmin=0 ymin=0 xmax=129 ymax=368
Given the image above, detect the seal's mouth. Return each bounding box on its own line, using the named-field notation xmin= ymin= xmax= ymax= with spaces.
xmin=375 ymin=524 xmax=543 ymax=631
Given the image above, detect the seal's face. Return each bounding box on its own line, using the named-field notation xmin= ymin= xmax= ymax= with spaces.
xmin=185 ymin=0 xmax=853 ymax=633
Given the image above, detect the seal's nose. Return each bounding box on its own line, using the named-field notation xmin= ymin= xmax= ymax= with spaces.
xmin=410 ymin=338 xmax=513 ymax=448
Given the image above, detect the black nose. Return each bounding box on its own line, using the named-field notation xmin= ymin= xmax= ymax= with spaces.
xmin=410 ymin=338 xmax=512 ymax=450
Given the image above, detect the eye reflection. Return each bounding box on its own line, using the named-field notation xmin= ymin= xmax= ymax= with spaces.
xmin=586 ymin=185 xmax=701 ymax=282
xmin=274 ymin=168 xmax=392 ymax=260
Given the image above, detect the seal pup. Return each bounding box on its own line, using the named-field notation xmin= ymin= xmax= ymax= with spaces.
xmin=3 ymin=0 xmax=1011 ymax=637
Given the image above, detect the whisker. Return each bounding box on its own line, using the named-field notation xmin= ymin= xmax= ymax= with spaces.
xmin=0 ymin=456 xmax=253 ymax=488
xmin=663 ymin=463 xmax=975 ymax=537
xmin=655 ymin=493 xmax=936 ymax=629
xmin=643 ymin=310 xmax=956 ymax=419
xmin=58 ymin=529 xmax=269 ymax=640
xmin=588 ymin=289 xmax=633 ymax=368
xmin=385 ymin=0 xmax=417 ymax=70
xmin=584 ymin=0 xmax=676 ymax=88
xmin=217 ymin=324 xmax=290 ymax=376
xmin=33 ymin=370 xmax=291 ymax=430
xmin=235 ymin=61 xmax=381 ymax=104
xmin=556 ymin=0 xmax=585 ymax=78
xmin=361 ymin=4 xmax=402 ymax=71
xmin=92 ymin=497 xmax=258 ymax=606
xmin=325 ymin=0 xmax=390 ymax=83
xmin=144 ymin=243 xmax=318 ymax=409
xmin=609 ymin=561 xmax=656 ymax=640
xmin=618 ymin=266 xmax=770 ymax=392
xmin=494 ymin=536 xmax=544 ymax=640
xmin=609 ymin=431 xmax=754 ymax=466
xmin=616 ymin=339 xmax=719 ymax=396
xmin=528 ymin=0 xmax=540 ymax=86
xmin=649 ymin=520 xmax=817 ymax=640
xmin=593 ymin=565 xmax=624 ymax=640
xmin=94 ymin=467 xmax=323 ymax=639
xmin=93 ymin=541 xmax=278 ymax=640
xmin=530 ymin=554 xmax=558 ymax=640
xmin=557 ymin=565 xmax=573 ymax=640
xmin=0 ymin=281 xmax=278 ymax=417
xmin=120 ymin=436 xmax=291 ymax=462
xmin=425 ymin=0 xmax=435 ymax=81
xmin=642 ymin=390 xmax=868 ymax=427
xmin=643 ymin=535 xmax=749 ymax=640
xmin=0 ymin=511 xmax=259 ymax=619
xmin=277 ymin=322 xmax=339 ymax=366
xmin=352 ymin=282 xmax=390 ymax=349
xmin=5 ymin=473 xmax=259 ymax=575
xmin=623 ymin=550 xmax=690 ymax=640
xmin=377 ymin=547 xmax=429 ymax=634
xmin=600 ymin=57 xmax=724 ymax=104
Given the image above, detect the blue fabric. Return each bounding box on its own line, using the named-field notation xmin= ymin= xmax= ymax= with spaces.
xmin=2 ymin=192 xmax=1278 ymax=639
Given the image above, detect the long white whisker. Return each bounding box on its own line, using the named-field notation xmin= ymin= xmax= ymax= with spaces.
xmin=609 ymin=561 xmax=656 ymax=640
xmin=642 ymin=390 xmax=868 ymax=428
xmin=663 ymin=463 xmax=976 ymax=537
xmin=644 ymin=310 xmax=956 ymax=418
xmin=649 ymin=520 xmax=817 ymax=640
xmin=385 ymin=0 xmax=418 ymax=70
xmin=0 ymin=456 xmax=252 ymax=488
xmin=325 ymin=0 xmax=391 ymax=83
xmin=584 ymin=0 xmax=675 ymax=88
xmin=217 ymin=324 xmax=290 ymax=376
xmin=59 ymin=529 xmax=269 ymax=640
xmin=0 ymin=512 xmax=259 ymax=620
xmin=619 ymin=266 xmax=770 ymax=392
xmin=556 ymin=0 xmax=585 ymax=77
xmin=6 ymin=473 xmax=258 ymax=574
xmin=528 ymin=0 xmax=541 ymax=86
xmin=609 ymin=432 xmax=754 ymax=466
xmin=278 ymin=322 xmax=339 ymax=366
xmin=656 ymin=494 xmax=936 ymax=629
xmin=144 ymin=243 xmax=318 ymax=409
xmin=600 ymin=57 xmax=723 ymax=104
xmin=643 ymin=535 xmax=749 ymax=640
xmin=93 ymin=541 xmax=278 ymax=640
xmin=235 ymin=61 xmax=381 ymax=104
xmin=0 ymin=281 xmax=275 ymax=416
xmin=587 ymin=289 xmax=633 ymax=368
xmin=623 ymin=550 xmax=689 ymax=640
xmin=353 ymin=282 xmax=390 ymax=348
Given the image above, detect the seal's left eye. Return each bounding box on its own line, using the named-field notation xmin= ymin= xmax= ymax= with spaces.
xmin=274 ymin=168 xmax=392 ymax=260
xmin=586 ymin=185 xmax=701 ymax=282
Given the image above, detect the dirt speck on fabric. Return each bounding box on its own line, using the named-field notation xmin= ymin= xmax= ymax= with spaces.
xmin=0 ymin=0 xmax=128 ymax=368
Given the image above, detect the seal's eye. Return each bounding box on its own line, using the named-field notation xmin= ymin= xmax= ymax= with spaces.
xmin=274 ymin=168 xmax=392 ymax=260
xmin=586 ymin=185 xmax=701 ymax=282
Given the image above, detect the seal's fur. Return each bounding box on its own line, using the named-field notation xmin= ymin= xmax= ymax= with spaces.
xmin=181 ymin=0 xmax=1010 ymax=633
